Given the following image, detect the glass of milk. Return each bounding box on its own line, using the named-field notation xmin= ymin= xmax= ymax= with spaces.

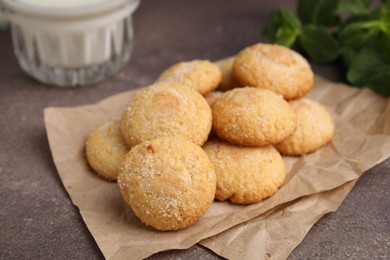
xmin=1 ymin=0 xmax=140 ymax=86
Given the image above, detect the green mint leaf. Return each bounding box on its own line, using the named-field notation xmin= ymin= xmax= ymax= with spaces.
xmin=381 ymin=0 xmax=390 ymax=4
xmin=381 ymin=16 xmax=390 ymax=34
xmin=368 ymin=70 xmax=390 ymax=95
xmin=338 ymin=21 xmax=381 ymax=49
xmin=342 ymin=6 xmax=382 ymax=26
xmin=378 ymin=33 xmax=390 ymax=62
xmin=262 ymin=7 xmax=301 ymax=47
xmin=347 ymin=47 xmax=387 ymax=86
xmin=297 ymin=0 xmax=339 ymax=26
xmin=298 ymin=25 xmax=340 ymax=63
xmin=341 ymin=47 xmax=357 ymax=68
xmin=338 ymin=0 xmax=372 ymax=15
xmin=379 ymin=2 xmax=390 ymax=33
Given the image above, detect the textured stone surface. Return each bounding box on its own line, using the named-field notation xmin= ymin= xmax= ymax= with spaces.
xmin=0 ymin=0 xmax=388 ymax=259
xmin=289 ymin=159 xmax=390 ymax=260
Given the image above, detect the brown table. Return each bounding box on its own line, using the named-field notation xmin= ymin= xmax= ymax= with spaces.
xmin=1 ymin=0 xmax=389 ymax=259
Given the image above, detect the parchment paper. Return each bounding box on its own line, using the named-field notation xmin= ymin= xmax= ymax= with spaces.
xmin=44 ymin=75 xmax=390 ymax=259
xmin=200 ymin=180 xmax=357 ymax=260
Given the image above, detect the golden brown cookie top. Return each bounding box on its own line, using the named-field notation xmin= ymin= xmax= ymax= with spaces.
xmin=156 ymin=60 xmax=222 ymax=95
xmin=275 ymin=98 xmax=335 ymax=155
xmin=121 ymin=81 xmax=212 ymax=147
xmin=233 ymin=43 xmax=314 ymax=100
xmin=212 ymin=87 xmax=297 ymax=147
xmin=85 ymin=118 xmax=129 ymax=181
xmin=118 ymin=137 xmax=216 ymax=231
xmin=203 ymin=138 xmax=285 ymax=204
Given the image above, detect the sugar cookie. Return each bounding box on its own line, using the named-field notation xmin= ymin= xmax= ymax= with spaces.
xmin=85 ymin=118 xmax=129 ymax=181
xmin=214 ymin=57 xmax=240 ymax=91
xmin=118 ymin=137 xmax=216 ymax=231
xmin=205 ymin=91 xmax=223 ymax=107
xmin=203 ymin=138 xmax=285 ymax=204
xmin=121 ymin=82 xmax=212 ymax=147
xmin=156 ymin=60 xmax=222 ymax=95
xmin=212 ymin=87 xmax=297 ymax=146
xmin=275 ymin=98 xmax=335 ymax=155
xmin=234 ymin=43 xmax=313 ymax=100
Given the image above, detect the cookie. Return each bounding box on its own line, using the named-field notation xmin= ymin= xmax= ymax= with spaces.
xmin=275 ymin=98 xmax=335 ymax=155
xmin=121 ymin=81 xmax=212 ymax=147
xmin=205 ymin=91 xmax=223 ymax=107
xmin=214 ymin=57 xmax=240 ymax=91
xmin=156 ymin=60 xmax=222 ymax=95
xmin=203 ymin=138 xmax=285 ymax=204
xmin=233 ymin=43 xmax=314 ymax=100
xmin=212 ymin=87 xmax=297 ymax=147
xmin=118 ymin=137 xmax=216 ymax=231
xmin=85 ymin=118 xmax=129 ymax=181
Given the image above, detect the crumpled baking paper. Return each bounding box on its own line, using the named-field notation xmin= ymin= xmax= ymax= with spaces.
xmin=44 ymin=75 xmax=390 ymax=259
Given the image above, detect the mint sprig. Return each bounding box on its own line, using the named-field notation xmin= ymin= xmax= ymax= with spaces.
xmin=299 ymin=25 xmax=340 ymax=63
xmin=262 ymin=8 xmax=301 ymax=47
xmin=262 ymin=0 xmax=390 ymax=96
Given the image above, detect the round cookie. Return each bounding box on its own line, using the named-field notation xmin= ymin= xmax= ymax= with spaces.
xmin=121 ymin=81 xmax=212 ymax=147
xmin=275 ymin=98 xmax=335 ymax=155
xmin=205 ymin=90 xmax=223 ymax=107
xmin=212 ymin=87 xmax=297 ymax=147
xmin=214 ymin=57 xmax=241 ymax=91
xmin=156 ymin=60 xmax=222 ymax=95
xmin=233 ymin=43 xmax=314 ymax=100
xmin=118 ymin=137 xmax=217 ymax=231
xmin=203 ymin=138 xmax=285 ymax=204
xmin=85 ymin=118 xmax=129 ymax=181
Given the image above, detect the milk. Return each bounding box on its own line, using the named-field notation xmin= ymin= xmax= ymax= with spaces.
xmin=2 ymin=0 xmax=140 ymax=86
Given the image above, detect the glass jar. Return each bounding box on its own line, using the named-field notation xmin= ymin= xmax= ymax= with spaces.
xmin=1 ymin=0 xmax=140 ymax=86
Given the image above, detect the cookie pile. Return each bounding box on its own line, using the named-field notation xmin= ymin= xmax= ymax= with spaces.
xmin=85 ymin=43 xmax=335 ymax=231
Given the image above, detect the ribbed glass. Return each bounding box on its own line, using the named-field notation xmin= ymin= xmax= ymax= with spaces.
xmin=10 ymin=15 xmax=134 ymax=86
